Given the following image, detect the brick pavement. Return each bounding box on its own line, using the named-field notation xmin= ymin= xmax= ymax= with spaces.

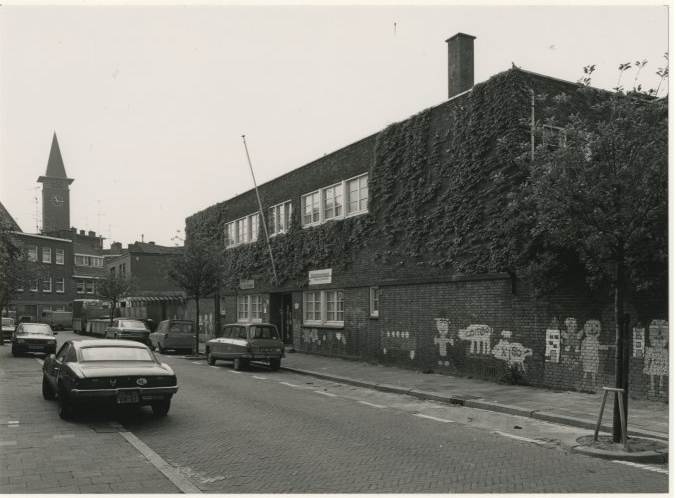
xmin=0 ymin=345 xmax=184 ymax=494
xmin=275 ymin=350 xmax=668 ymax=441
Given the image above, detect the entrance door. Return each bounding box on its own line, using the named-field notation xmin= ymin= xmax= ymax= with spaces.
xmin=269 ymin=293 xmax=293 ymax=345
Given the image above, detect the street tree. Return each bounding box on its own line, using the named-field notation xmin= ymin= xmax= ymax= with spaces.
xmin=528 ymin=61 xmax=668 ymax=442
xmin=96 ymin=272 xmax=136 ymax=325
xmin=168 ymin=237 xmax=221 ymax=355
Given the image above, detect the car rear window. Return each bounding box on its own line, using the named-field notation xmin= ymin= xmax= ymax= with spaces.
xmin=118 ymin=320 xmax=148 ymax=330
xmin=2 ymin=318 xmax=15 ymax=327
xmin=16 ymin=324 xmax=52 ymax=335
xmin=249 ymin=326 xmax=279 ymax=340
xmin=169 ymin=322 xmax=194 ymax=334
xmin=81 ymin=347 xmax=154 ymax=362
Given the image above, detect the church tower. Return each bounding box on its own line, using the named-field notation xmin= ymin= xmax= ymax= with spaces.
xmin=37 ymin=133 xmax=74 ymax=233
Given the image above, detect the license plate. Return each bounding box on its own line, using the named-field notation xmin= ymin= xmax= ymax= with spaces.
xmin=259 ymin=348 xmax=275 ymax=353
xmin=29 ymin=345 xmax=44 ymax=350
xmin=117 ymin=391 xmax=139 ymax=404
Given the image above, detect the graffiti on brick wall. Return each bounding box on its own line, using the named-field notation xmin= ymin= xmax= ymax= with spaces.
xmin=579 ymin=320 xmax=611 ymax=392
xmin=433 ymin=318 xmax=454 ymax=366
xmin=382 ymin=330 xmax=416 ymax=360
xmin=199 ymin=313 xmax=214 ymax=338
xmin=457 ymin=324 xmax=493 ymax=355
xmin=491 ymin=331 xmax=533 ymax=371
xmin=644 ymin=319 xmax=668 ymax=396
xmin=562 ymin=317 xmax=583 ymax=353
xmin=545 ymin=319 xmax=561 ymax=363
xmin=633 ymin=326 xmax=645 ymax=358
xmin=302 ymin=328 xmax=320 ymax=345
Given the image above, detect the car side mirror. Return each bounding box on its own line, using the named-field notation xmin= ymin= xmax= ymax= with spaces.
xmin=47 ymin=354 xmax=56 ymax=360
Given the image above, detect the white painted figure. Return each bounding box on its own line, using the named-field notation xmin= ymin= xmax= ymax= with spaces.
xmin=433 ymin=318 xmax=453 ymax=366
xmin=458 ymin=324 xmax=492 ymax=355
xmin=491 ymin=330 xmax=533 ymax=371
xmin=579 ymin=319 xmax=610 ymax=392
xmin=643 ymin=319 xmax=668 ymax=396
xmin=562 ymin=317 xmax=583 ymax=353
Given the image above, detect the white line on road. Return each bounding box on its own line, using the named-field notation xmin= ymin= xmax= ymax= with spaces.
xmin=314 ymin=391 xmax=337 ymax=397
xmin=358 ymin=401 xmax=386 ymax=409
xmin=119 ymin=431 xmax=202 ymax=494
xmin=208 ymin=366 xmax=219 ymax=370
xmin=191 ymin=361 xmax=203 ymax=365
xmin=227 ymin=370 xmax=242 ymax=374
xmin=252 ymin=376 xmax=268 ymax=380
xmin=279 ymin=382 xmax=298 ymax=388
xmin=36 ymin=359 xmax=44 ymax=366
xmin=0 ymin=441 xmax=17 ymax=446
xmin=493 ymin=430 xmax=547 ymax=446
xmin=53 ymin=434 xmax=75 ymax=439
xmin=414 ymin=414 xmax=454 ymax=423
xmin=612 ymin=460 xmax=669 ymax=475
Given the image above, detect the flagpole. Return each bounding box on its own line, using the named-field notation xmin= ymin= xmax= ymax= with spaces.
xmin=242 ymin=135 xmax=279 ymax=286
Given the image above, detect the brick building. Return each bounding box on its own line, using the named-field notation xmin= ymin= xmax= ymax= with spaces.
xmin=186 ymin=34 xmax=667 ymax=402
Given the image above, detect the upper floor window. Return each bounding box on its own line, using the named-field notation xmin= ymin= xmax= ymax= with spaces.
xmin=42 ymin=247 xmax=52 ymax=264
xmin=75 ymin=254 xmax=104 ymax=267
xmin=42 ymin=278 xmax=52 ymax=293
xmin=55 ymin=248 xmax=65 ymax=265
xmin=269 ymin=201 xmax=292 ymax=236
xmin=55 ymin=278 xmax=65 ymax=293
xmin=346 ymin=174 xmax=368 ymax=216
xmin=30 ymin=280 xmax=39 ymax=292
xmin=27 ymin=245 xmax=38 ymax=262
xmin=302 ymin=173 xmax=368 ymax=228
xmin=225 ymin=212 xmax=260 ymax=249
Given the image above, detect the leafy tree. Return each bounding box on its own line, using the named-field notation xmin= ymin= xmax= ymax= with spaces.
xmin=168 ymin=238 xmax=221 ymax=355
xmin=528 ymin=61 xmax=668 ymax=442
xmin=0 ymin=218 xmax=48 ymax=344
xmin=96 ymin=271 xmax=136 ymax=325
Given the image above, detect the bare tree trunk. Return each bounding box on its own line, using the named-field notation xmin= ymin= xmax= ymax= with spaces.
xmin=194 ymin=296 xmax=200 ymax=356
xmin=612 ymin=255 xmax=628 ymax=443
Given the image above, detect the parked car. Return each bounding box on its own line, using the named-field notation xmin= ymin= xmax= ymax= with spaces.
xmin=11 ymin=322 xmax=58 ymax=357
xmin=105 ymin=319 xmax=151 ymax=345
xmin=206 ymin=323 xmax=285 ymax=371
xmin=42 ymin=339 xmax=178 ymax=420
xmin=149 ymin=319 xmax=195 ymax=354
xmin=2 ymin=317 xmax=15 ymax=340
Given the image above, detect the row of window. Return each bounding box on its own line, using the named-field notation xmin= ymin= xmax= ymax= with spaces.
xmin=224 ymin=173 xmax=369 ymax=249
xmin=235 ymin=287 xmax=381 ymax=326
xmin=16 ymin=278 xmax=96 ymax=294
xmin=25 ymin=246 xmax=104 ymax=267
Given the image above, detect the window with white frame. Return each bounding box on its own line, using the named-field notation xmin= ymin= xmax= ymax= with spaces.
xmin=56 ymin=248 xmax=64 ymax=265
xmin=75 ymin=279 xmax=85 ymax=294
xmin=370 ymin=286 xmax=380 ymax=317
xmin=74 ymin=254 xmax=104 ymax=267
xmin=42 ymin=247 xmax=52 ymax=263
xmin=346 ymin=174 xmax=368 ymax=216
xmin=27 ymin=245 xmax=38 ymax=262
xmin=42 ymin=278 xmax=52 ymax=293
xmin=303 ymin=290 xmax=344 ymax=326
xmin=85 ymin=280 xmax=95 ymax=294
xmin=301 ymin=173 xmax=368 ymax=228
xmin=225 ymin=212 xmax=260 ymax=249
xmin=269 ymin=200 xmax=292 ymax=236
xmin=17 ymin=281 xmax=24 ymax=292
xmin=302 ymin=191 xmax=320 ymax=227
xmin=55 ymin=278 xmax=65 ymax=293
xmin=323 ymin=184 xmax=343 ymax=221
xmin=30 ymin=280 xmax=39 ymax=292
xmin=237 ymin=294 xmax=263 ymax=322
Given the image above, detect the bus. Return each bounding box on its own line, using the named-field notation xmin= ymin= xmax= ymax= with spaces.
xmin=72 ymin=299 xmax=110 ymax=334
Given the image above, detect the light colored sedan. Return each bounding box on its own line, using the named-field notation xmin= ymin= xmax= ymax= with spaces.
xmin=206 ymin=323 xmax=284 ymax=371
xmin=149 ymin=320 xmax=195 ymax=354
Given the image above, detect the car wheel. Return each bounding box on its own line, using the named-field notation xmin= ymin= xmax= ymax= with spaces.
xmin=114 ymin=334 xmax=118 ymax=340
xmin=11 ymin=348 xmax=18 ymax=357
xmin=269 ymin=359 xmax=281 ymax=371
xmin=158 ymin=344 xmax=166 ymax=354
xmin=233 ymin=358 xmax=247 ymax=371
xmin=57 ymin=386 xmax=74 ymax=420
xmin=206 ymin=350 xmax=216 ymax=366
xmin=151 ymin=399 xmax=171 ymax=417
xmin=42 ymin=375 xmax=55 ymax=400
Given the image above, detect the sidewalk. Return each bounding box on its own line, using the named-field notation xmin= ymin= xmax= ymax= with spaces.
xmin=278 ymin=350 xmax=669 ymax=442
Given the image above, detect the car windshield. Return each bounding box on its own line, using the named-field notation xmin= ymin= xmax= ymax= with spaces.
xmin=249 ymin=326 xmax=279 ymax=340
xmin=118 ymin=320 xmax=148 ymax=330
xmin=81 ymin=346 xmax=154 ymax=362
xmin=16 ymin=324 xmax=52 ymax=335
xmin=2 ymin=318 xmax=14 ymax=327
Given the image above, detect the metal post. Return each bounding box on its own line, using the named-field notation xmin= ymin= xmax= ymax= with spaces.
xmin=596 ymin=387 xmax=628 ymax=449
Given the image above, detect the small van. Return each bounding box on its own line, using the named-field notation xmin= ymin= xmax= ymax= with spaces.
xmin=206 ymin=323 xmax=285 ymax=371
xmin=40 ymin=310 xmax=72 ymax=331
xmin=149 ymin=319 xmax=195 ymax=354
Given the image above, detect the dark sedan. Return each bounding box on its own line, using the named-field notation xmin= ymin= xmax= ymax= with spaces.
xmin=42 ymin=339 xmax=179 ymax=420
xmin=11 ymin=323 xmax=58 ymax=357
xmin=104 ymin=319 xmax=151 ymax=345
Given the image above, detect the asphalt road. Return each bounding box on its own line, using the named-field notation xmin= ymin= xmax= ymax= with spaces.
xmin=2 ymin=330 xmax=669 ymax=493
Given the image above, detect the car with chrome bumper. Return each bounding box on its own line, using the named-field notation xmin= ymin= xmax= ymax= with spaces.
xmin=11 ymin=322 xmax=57 ymax=357
xmin=105 ymin=319 xmax=151 ymax=345
xmin=42 ymin=339 xmax=178 ymax=420
xmin=206 ymin=322 xmax=285 ymax=371
xmin=2 ymin=317 xmax=15 ymax=340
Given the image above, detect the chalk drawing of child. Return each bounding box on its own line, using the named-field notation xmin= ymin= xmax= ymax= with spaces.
xmin=643 ymin=319 xmax=668 ymax=396
xmin=562 ymin=317 xmax=583 ymax=353
xmin=579 ymin=320 xmax=609 ymax=393
xmin=434 ymin=318 xmax=454 ymax=366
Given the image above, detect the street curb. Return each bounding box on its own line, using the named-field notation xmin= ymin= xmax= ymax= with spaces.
xmin=570 ymin=444 xmax=668 ymax=464
xmin=280 ymin=366 xmax=669 ymax=445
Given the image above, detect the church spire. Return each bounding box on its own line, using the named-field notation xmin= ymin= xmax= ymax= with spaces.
xmin=37 ymin=132 xmax=73 ymax=184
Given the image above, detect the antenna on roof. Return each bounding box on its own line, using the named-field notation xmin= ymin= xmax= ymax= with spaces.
xmin=242 ymin=135 xmax=279 ymax=286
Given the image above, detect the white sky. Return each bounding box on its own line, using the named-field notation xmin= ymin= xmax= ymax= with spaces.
xmin=0 ymin=1 xmax=670 ymax=248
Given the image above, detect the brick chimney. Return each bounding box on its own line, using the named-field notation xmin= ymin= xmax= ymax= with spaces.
xmin=446 ymin=33 xmax=476 ymax=99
